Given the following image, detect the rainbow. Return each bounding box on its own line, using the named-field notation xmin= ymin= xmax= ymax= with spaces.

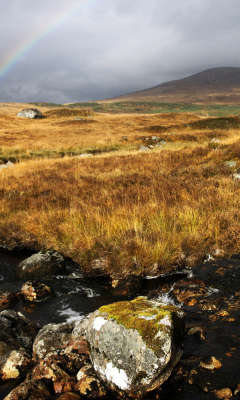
xmin=0 ymin=0 xmax=101 ymax=81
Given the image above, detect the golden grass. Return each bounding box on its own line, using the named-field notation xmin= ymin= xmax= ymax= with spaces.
xmin=1 ymin=103 xmax=240 ymax=277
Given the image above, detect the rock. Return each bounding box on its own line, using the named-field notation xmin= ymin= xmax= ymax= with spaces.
xmin=139 ymin=145 xmax=151 ymax=152
xmin=15 ymin=250 xmax=66 ymax=279
xmin=0 ymin=349 xmax=32 ymax=380
xmin=21 ymin=281 xmax=54 ymax=302
xmin=29 ymin=345 xmax=88 ymax=381
xmin=86 ymin=258 xmax=110 ymax=278
xmin=0 ymin=161 xmax=14 ymax=171
xmin=4 ymin=379 xmax=53 ymax=399
xmin=113 ymin=275 xmax=142 ymax=296
xmin=33 ymin=322 xmax=73 ymax=361
xmin=75 ymin=363 xmax=107 ymax=398
xmin=199 ymin=356 xmax=222 ymax=370
xmin=187 ymin=326 xmax=205 ymax=340
xmin=58 ymin=394 xmax=81 ymax=400
xmin=0 ymin=291 xmax=18 ymax=311
xmin=0 ymin=310 xmax=38 ymax=354
xmin=232 ymin=167 xmax=240 ymax=180
xmin=54 ymin=381 xmax=76 ymax=394
xmin=234 ymin=383 xmax=240 ymax=395
xmin=121 ymin=136 xmax=129 ymax=141
xmin=79 ymin=153 xmax=93 ymax=158
xmin=17 ymin=108 xmax=43 ymax=119
xmin=214 ymin=388 xmax=232 ymax=399
xmin=84 ymin=297 xmax=184 ymax=398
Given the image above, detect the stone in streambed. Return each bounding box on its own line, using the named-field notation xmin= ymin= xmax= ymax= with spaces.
xmin=16 ymin=250 xmax=66 ymax=280
xmin=4 ymin=379 xmax=53 ymax=400
xmin=84 ymin=297 xmax=184 ymax=399
xmin=0 ymin=310 xmax=38 ymax=355
xmin=0 ymin=291 xmax=18 ymax=311
xmin=75 ymin=363 xmax=107 ymax=398
xmin=32 ymin=322 xmax=74 ymax=361
xmin=21 ymin=281 xmax=54 ymax=302
xmin=0 ymin=349 xmax=32 ymax=380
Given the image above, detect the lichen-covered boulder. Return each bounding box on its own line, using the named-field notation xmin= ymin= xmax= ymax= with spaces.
xmin=16 ymin=250 xmax=66 ymax=279
xmin=84 ymin=297 xmax=184 ymax=398
xmin=17 ymin=108 xmax=43 ymax=119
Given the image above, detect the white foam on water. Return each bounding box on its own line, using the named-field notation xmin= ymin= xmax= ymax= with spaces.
xmin=58 ymin=306 xmax=84 ymax=323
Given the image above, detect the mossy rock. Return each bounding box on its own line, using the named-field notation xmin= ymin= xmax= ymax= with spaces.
xmin=84 ymin=297 xmax=184 ymax=399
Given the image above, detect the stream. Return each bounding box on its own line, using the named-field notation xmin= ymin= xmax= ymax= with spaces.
xmin=0 ymin=248 xmax=240 ymax=399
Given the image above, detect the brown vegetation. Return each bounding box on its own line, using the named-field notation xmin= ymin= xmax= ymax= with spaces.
xmin=0 ymin=103 xmax=240 ymax=277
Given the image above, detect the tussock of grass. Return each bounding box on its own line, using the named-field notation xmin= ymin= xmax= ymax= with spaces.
xmin=1 ymin=103 xmax=240 ymax=277
xmin=1 ymin=143 xmax=240 ymax=277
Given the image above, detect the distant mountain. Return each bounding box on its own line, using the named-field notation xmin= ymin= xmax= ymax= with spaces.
xmin=108 ymin=67 xmax=240 ymax=104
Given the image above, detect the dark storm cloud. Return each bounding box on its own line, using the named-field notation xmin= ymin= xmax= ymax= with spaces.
xmin=0 ymin=0 xmax=240 ymax=103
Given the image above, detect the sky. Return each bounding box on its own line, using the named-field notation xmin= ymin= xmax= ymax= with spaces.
xmin=0 ymin=0 xmax=240 ymax=103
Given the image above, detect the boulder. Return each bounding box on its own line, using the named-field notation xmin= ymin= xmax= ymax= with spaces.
xmin=0 ymin=310 xmax=38 ymax=354
xmin=17 ymin=108 xmax=43 ymax=119
xmin=84 ymin=297 xmax=185 ymax=398
xmin=15 ymin=250 xmax=66 ymax=280
xmin=33 ymin=322 xmax=73 ymax=361
xmin=4 ymin=379 xmax=53 ymax=400
xmin=21 ymin=281 xmax=54 ymax=302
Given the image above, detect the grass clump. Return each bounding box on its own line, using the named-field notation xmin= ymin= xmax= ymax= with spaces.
xmin=1 ymin=103 xmax=240 ymax=277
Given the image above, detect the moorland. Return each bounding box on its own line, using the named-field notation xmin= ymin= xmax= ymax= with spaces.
xmin=1 ymin=101 xmax=240 ymax=278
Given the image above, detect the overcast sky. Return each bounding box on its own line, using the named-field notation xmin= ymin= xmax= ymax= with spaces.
xmin=0 ymin=0 xmax=240 ymax=103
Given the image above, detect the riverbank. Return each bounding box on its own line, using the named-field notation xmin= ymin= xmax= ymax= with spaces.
xmin=0 ymin=250 xmax=240 ymax=399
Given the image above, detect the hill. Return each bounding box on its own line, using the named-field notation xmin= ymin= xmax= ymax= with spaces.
xmin=108 ymin=67 xmax=240 ymax=104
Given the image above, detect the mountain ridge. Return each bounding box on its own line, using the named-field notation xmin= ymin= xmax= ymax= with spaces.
xmin=106 ymin=67 xmax=240 ymax=104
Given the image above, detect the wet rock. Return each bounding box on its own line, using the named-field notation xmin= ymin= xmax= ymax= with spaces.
xmin=16 ymin=250 xmax=66 ymax=280
xmin=4 ymin=379 xmax=53 ymax=399
xmin=29 ymin=345 xmax=88 ymax=381
xmin=17 ymin=108 xmax=43 ymax=119
xmin=29 ymin=355 xmax=72 ymax=383
xmin=214 ymin=387 xmax=232 ymax=399
xmin=54 ymin=381 xmax=76 ymax=394
xmin=234 ymin=383 xmax=240 ymax=395
xmin=199 ymin=356 xmax=222 ymax=370
xmin=113 ymin=275 xmax=142 ymax=296
xmin=0 ymin=349 xmax=32 ymax=380
xmin=0 ymin=310 xmax=38 ymax=354
xmin=0 ymin=292 xmax=18 ymax=311
xmin=33 ymin=322 xmax=73 ymax=361
xmin=187 ymin=326 xmax=205 ymax=340
xmin=75 ymin=363 xmax=107 ymax=399
xmin=21 ymin=281 xmax=54 ymax=302
xmin=84 ymin=297 xmax=184 ymax=398
xmin=57 ymin=394 xmax=81 ymax=400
